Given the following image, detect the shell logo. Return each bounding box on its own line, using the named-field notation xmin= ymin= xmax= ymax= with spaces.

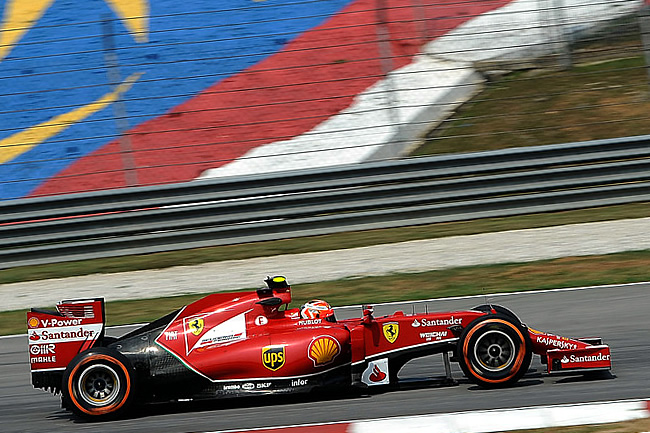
xmin=28 ymin=317 xmax=40 ymax=329
xmin=308 ymin=335 xmax=341 ymax=367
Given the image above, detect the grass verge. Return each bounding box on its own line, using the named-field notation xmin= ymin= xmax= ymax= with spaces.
xmin=415 ymin=55 xmax=650 ymax=155
xmin=3 ymin=249 xmax=648 ymax=336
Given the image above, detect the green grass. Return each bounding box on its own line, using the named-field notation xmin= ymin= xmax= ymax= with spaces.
xmin=415 ymin=56 xmax=650 ymax=156
xmin=5 ymin=249 xmax=649 ymax=336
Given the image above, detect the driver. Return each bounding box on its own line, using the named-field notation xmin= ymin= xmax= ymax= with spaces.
xmin=300 ymin=299 xmax=336 ymax=322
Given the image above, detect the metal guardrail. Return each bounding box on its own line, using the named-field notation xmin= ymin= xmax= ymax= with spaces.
xmin=2 ymin=135 xmax=650 ymax=269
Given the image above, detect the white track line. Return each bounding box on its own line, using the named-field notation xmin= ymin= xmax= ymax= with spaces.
xmin=207 ymin=398 xmax=650 ymax=433
xmin=349 ymin=399 xmax=650 ymax=433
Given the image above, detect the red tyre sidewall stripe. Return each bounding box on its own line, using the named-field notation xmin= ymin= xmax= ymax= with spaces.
xmin=462 ymin=318 xmax=526 ymax=384
xmin=67 ymin=354 xmax=131 ymax=416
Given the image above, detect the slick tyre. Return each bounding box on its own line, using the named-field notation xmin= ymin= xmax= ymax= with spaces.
xmin=458 ymin=314 xmax=532 ymax=388
xmin=62 ymin=347 xmax=135 ymax=420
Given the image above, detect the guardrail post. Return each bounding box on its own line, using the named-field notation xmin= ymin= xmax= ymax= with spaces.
xmin=639 ymin=5 xmax=650 ymax=94
xmin=411 ymin=0 xmax=431 ymax=44
xmin=538 ymin=0 xmax=572 ymax=70
xmin=102 ymin=16 xmax=139 ymax=187
xmin=375 ymin=0 xmax=400 ymax=134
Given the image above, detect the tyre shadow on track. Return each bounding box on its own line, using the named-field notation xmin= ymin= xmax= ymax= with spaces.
xmin=464 ymin=379 xmax=544 ymax=391
xmin=140 ymin=391 xmax=369 ymax=421
xmin=462 ymin=369 xmax=615 ymax=391
xmin=53 ymin=390 xmax=369 ymax=424
xmin=460 ymin=367 xmax=544 ymax=391
xmin=552 ymin=371 xmax=616 ymax=384
xmin=49 ymin=372 xmax=615 ymax=424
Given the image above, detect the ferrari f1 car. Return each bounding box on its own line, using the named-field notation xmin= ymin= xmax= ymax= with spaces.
xmin=27 ymin=276 xmax=612 ymax=419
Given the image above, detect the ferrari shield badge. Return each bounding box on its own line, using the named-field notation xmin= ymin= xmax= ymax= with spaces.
xmin=189 ymin=318 xmax=204 ymax=336
xmin=383 ymin=322 xmax=399 ymax=344
xmin=262 ymin=345 xmax=286 ymax=371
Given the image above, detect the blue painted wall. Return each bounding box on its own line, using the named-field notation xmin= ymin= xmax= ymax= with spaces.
xmin=0 ymin=0 xmax=353 ymax=200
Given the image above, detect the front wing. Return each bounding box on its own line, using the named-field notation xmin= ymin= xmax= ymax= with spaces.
xmin=528 ymin=328 xmax=612 ymax=375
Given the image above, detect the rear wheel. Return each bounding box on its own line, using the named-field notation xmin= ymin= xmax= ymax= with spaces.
xmin=458 ymin=314 xmax=531 ymax=388
xmin=62 ymin=347 xmax=135 ymax=419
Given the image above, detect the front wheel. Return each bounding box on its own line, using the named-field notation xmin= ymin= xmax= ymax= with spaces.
xmin=62 ymin=347 xmax=135 ymax=420
xmin=458 ymin=314 xmax=531 ymax=388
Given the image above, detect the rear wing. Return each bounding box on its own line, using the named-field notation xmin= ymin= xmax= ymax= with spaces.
xmin=27 ymin=298 xmax=105 ymax=375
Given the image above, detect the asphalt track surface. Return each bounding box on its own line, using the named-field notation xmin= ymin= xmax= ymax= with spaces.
xmin=2 ymin=284 xmax=648 ymax=433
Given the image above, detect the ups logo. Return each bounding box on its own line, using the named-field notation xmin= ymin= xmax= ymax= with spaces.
xmin=262 ymin=345 xmax=285 ymax=371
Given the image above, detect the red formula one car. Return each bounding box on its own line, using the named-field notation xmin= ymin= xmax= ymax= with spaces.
xmin=27 ymin=276 xmax=612 ymax=419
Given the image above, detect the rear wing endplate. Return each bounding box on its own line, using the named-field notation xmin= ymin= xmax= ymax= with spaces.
xmin=27 ymin=298 xmax=105 ymax=373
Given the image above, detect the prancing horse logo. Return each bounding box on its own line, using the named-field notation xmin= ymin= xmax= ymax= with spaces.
xmin=383 ymin=322 xmax=399 ymax=344
xmin=189 ymin=318 xmax=204 ymax=336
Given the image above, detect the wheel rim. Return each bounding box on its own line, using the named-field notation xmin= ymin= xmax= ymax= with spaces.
xmin=473 ymin=330 xmax=516 ymax=372
xmin=77 ymin=364 xmax=121 ymax=407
